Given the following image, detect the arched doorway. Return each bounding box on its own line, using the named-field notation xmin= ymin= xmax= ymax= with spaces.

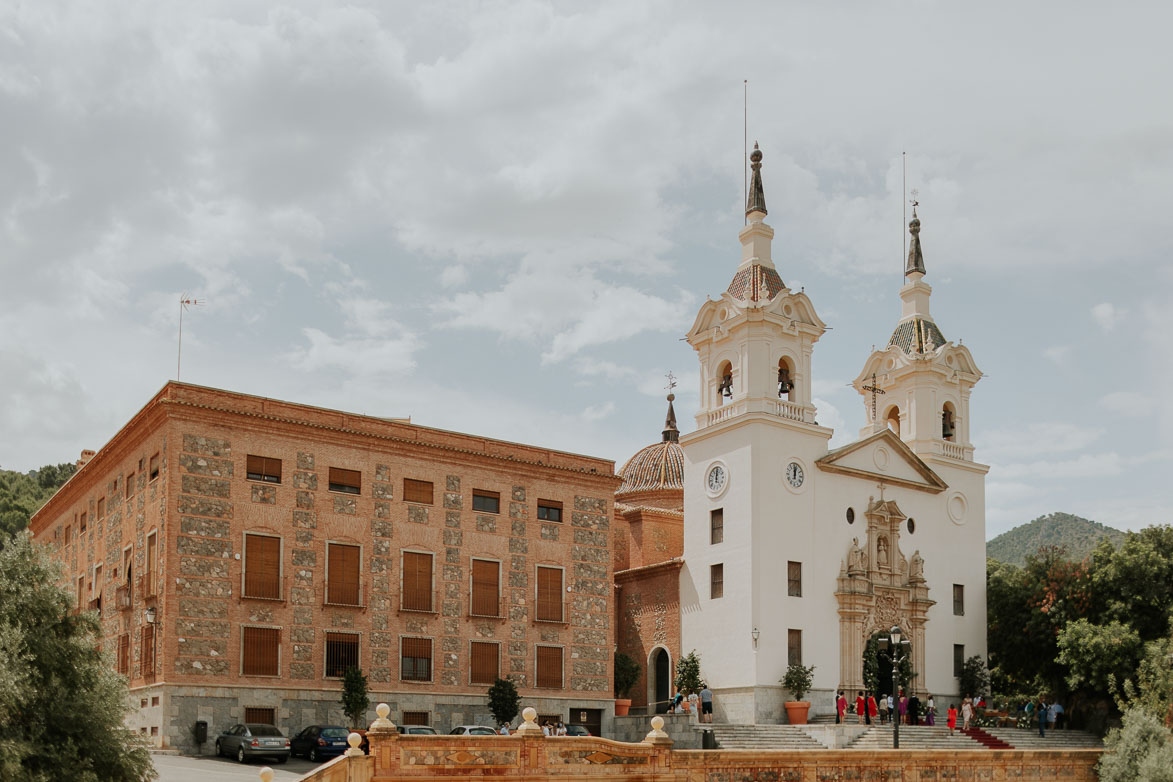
xmin=648 ymin=647 xmax=671 ymax=714
xmin=862 ymin=632 xmax=915 ymax=698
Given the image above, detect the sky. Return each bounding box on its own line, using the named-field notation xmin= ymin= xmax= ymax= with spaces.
xmin=1 ymin=1 xmax=1171 ymax=539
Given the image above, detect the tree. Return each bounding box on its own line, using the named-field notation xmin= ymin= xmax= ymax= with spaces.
xmin=0 ymin=531 xmax=153 ymax=781
xmin=1057 ymin=619 xmax=1144 ymax=696
xmin=613 ymin=651 xmax=641 ymax=699
xmin=340 ymin=667 xmax=370 ymax=729
xmin=781 ymin=663 xmax=816 ymax=702
xmin=0 ymin=463 xmax=77 ymax=544
xmin=674 ymin=650 xmax=703 ymax=695
xmin=487 ymin=678 xmax=520 ymax=727
xmin=1116 ymin=634 xmax=1173 ymax=725
xmin=959 ymin=655 xmax=991 ymax=699
xmin=1098 ymin=707 xmax=1173 ymax=782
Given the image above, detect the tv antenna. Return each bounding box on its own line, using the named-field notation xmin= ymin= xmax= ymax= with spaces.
xmin=177 ymin=295 xmax=205 ymax=380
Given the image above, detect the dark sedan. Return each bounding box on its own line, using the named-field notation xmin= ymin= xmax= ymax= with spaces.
xmin=214 ymin=723 xmax=290 ymax=764
xmin=291 ymin=724 xmax=351 ymax=762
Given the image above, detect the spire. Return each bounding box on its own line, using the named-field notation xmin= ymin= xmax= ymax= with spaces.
xmin=905 ymin=202 xmax=925 ymax=277
xmin=662 ymin=393 xmax=679 ymax=443
xmin=745 ymin=142 xmax=767 ymax=217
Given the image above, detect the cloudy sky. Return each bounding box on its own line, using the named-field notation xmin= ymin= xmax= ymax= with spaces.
xmin=2 ymin=1 xmax=1171 ymax=538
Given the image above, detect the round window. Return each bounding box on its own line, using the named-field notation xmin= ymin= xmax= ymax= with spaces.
xmin=907 ymin=517 xmax=916 ymax=534
xmin=846 ymin=507 xmax=855 ymax=524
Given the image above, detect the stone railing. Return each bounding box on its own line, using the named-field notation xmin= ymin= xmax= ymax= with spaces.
xmin=258 ymin=704 xmax=1101 ymax=782
xmin=766 ymin=398 xmax=807 ymax=422
xmin=940 ymin=441 xmax=969 ymax=460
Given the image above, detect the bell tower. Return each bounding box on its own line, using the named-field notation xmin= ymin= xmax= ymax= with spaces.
xmin=685 ymin=144 xmax=827 ymax=430
xmin=853 ymin=205 xmax=983 ymax=461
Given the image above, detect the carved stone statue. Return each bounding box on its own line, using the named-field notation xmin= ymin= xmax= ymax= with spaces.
xmin=847 ymin=537 xmax=867 ymax=574
xmin=910 ymin=549 xmax=925 ymax=583
xmin=877 ymin=536 xmax=889 ymax=568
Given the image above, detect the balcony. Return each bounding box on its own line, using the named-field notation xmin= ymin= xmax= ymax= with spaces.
xmin=704 ymin=398 xmax=816 ymax=427
xmin=137 ymin=572 xmax=158 ymax=601
xmin=115 ymin=583 xmax=132 ymax=611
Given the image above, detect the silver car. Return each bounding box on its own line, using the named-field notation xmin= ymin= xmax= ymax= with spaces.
xmin=448 ymin=725 xmax=498 ymax=736
xmin=215 ymin=723 xmax=291 ymax=764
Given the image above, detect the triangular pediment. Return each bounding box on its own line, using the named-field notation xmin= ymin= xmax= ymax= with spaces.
xmin=816 ymin=429 xmax=947 ymax=494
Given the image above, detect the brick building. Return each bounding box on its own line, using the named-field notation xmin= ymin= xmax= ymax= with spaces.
xmin=612 ymin=395 xmax=685 ymax=714
xmin=29 ymin=382 xmax=619 ymax=750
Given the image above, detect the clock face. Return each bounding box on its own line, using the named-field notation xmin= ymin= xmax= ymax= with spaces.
xmin=786 ymin=462 xmax=805 ymax=488
xmin=706 ymin=464 xmax=727 ymax=493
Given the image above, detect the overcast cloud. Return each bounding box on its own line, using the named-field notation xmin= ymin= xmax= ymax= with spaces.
xmin=2 ymin=1 xmax=1171 ymax=538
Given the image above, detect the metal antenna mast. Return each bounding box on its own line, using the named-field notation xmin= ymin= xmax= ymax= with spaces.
xmin=744 ymin=79 xmax=748 ymax=226
xmin=177 ymin=295 xmax=205 ymax=380
xmin=902 ymin=151 xmax=907 ymax=273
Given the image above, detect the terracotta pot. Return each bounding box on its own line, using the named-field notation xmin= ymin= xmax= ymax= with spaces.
xmin=784 ymin=701 xmax=810 ymax=725
xmin=615 ymin=698 xmax=632 ymax=716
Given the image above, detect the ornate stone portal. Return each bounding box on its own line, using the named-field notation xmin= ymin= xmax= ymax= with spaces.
xmin=835 ymin=497 xmax=934 ymax=695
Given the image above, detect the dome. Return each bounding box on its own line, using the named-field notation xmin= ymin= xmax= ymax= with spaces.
xmin=889 ymin=317 xmax=946 ymax=355
xmin=616 ymin=440 xmax=685 ymax=496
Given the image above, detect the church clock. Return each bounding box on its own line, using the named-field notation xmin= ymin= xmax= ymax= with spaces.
xmin=785 ymin=461 xmax=804 ymax=488
xmin=706 ymin=463 xmax=727 ymax=495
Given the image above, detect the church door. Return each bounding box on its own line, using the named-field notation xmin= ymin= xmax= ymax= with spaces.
xmin=651 ymin=648 xmax=671 ymax=714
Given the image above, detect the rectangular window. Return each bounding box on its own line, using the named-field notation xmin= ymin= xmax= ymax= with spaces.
xmin=246 ymin=455 xmax=283 ymax=484
xmin=788 ymin=629 xmax=803 ymax=666
xmin=80 ymin=511 xmax=87 ymax=533
xmin=242 ymin=627 xmax=280 ymax=676
xmin=472 ymin=489 xmax=500 ymax=514
xmin=65 ymin=525 xmax=72 ymax=545
xmin=954 ymin=644 xmax=965 ymax=678
xmin=117 ymin=633 xmax=130 ymax=675
xmin=325 ymin=632 xmax=360 ymax=678
xmin=76 ymin=577 xmax=84 ymax=614
xmin=470 ymin=641 xmax=499 ymax=685
xmin=93 ymin=565 xmax=103 ymax=614
xmin=402 ymin=711 xmax=430 ymax=726
xmin=244 ymin=534 xmax=281 ymax=600
xmin=328 ymin=467 xmax=361 ymax=495
xmin=471 ymin=559 xmax=500 ymax=617
xmin=537 ymin=499 xmax=562 ymax=522
xmin=710 ymin=508 xmax=724 ymax=544
xmin=149 ymin=453 xmax=159 ymax=481
xmin=536 ymin=645 xmax=563 ymax=688
xmin=326 ymin=543 xmax=361 ymax=606
xmin=144 ymin=531 xmax=157 ymax=598
xmin=788 ymin=561 xmax=802 ymax=597
xmin=953 ymin=584 xmax=965 ymax=616
xmin=141 ymin=624 xmax=156 ymax=678
xmin=126 ymin=473 xmax=135 ymax=498
xmin=710 ymin=563 xmax=724 ymax=599
xmin=97 ymin=497 xmax=106 ymax=521
xmin=244 ymin=707 xmax=276 ymax=725
xmin=403 ymin=478 xmax=434 ymax=505
xmin=401 ymin=552 xmax=434 ymax=612
xmin=536 ymin=566 xmax=564 ymax=622
xmin=401 ymin=637 xmax=432 ymax=682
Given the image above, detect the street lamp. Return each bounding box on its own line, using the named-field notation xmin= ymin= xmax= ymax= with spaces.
xmin=878 ymin=625 xmax=911 ymax=749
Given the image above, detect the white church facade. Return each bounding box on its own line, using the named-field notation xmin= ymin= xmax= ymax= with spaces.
xmin=676 ymin=145 xmax=988 ymax=724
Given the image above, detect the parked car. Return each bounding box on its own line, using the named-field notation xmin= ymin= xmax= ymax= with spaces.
xmin=214 ymin=723 xmax=290 ymax=764
xmin=448 ymin=725 xmax=498 ymax=736
xmin=565 ymin=725 xmax=591 ymax=737
xmin=290 ymin=724 xmax=351 ymax=762
xmin=397 ymin=725 xmax=439 ymax=735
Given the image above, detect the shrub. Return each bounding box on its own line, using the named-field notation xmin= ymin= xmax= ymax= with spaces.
xmin=614 ymin=651 xmax=641 ymax=699
xmin=781 ymin=663 xmax=816 ymax=702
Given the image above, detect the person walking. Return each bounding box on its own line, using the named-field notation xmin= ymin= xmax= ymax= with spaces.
xmin=961 ymin=695 xmax=974 ymax=730
xmin=947 ymin=704 xmax=958 ymax=736
xmin=835 ymin=691 xmax=846 ymax=724
xmin=856 ymin=691 xmax=866 ymax=725
xmin=867 ymin=692 xmax=878 ymax=725
xmin=879 ymin=694 xmax=889 ymax=725
xmin=908 ymin=693 xmax=921 ymax=726
xmin=1037 ymin=700 xmax=1047 ymax=738
xmin=898 ymin=691 xmax=908 ymax=725
xmin=699 ymin=684 xmax=714 ymax=724
xmin=926 ymin=695 xmax=936 ymax=726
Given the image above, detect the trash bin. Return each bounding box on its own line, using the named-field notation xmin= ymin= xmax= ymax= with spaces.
xmin=702 ymin=729 xmax=717 ymax=750
xmin=194 ymin=720 xmax=207 ymax=744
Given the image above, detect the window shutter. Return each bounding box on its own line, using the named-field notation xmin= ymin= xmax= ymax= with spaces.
xmin=402 ymin=552 xmax=433 ymax=612
xmin=245 ymin=535 xmax=281 ymax=599
xmin=325 ymin=632 xmax=360 ymax=677
xmin=536 ymin=646 xmax=562 ymax=688
xmin=329 ymin=467 xmax=361 ymax=494
xmin=404 ymin=479 xmax=434 ymax=505
xmin=118 ymin=633 xmax=130 ymax=675
xmin=141 ymin=624 xmax=156 ymax=677
xmin=471 ymin=560 xmax=499 ymax=617
xmin=536 ymin=567 xmax=563 ymax=622
xmin=401 ymin=637 xmax=432 ymax=681
xmin=242 ymin=627 xmax=280 ymax=676
xmin=470 ymin=641 xmax=499 ymax=684
xmin=327 ymin=544 xmax=361 ymax=606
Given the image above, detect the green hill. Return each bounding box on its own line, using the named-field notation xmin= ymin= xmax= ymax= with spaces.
xmin=0 ymin=463 xmax=77 ymax=543
xmin=987 ymin=512 xmax=1126 ymax=566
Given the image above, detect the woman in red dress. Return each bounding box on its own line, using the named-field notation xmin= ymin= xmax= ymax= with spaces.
xmin=947 ymin=704 xmax=958 ymax=736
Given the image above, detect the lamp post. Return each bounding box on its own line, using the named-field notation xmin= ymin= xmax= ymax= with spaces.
xmin=878 ymin=625 xmax=911 ymax=749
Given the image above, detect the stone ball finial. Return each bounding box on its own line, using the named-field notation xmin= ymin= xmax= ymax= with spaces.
xmin=667 ymin=393 xmax=675 ymax=402
xmin=750 ymin=142 xmax=762 ymax=164
xmin=909 ymin=215 xmax=921 ymax=234
xmin=370 ymin=702 xmax=396 ymax=731
xmin=523 ymin=707 xmax=538 ymax=725
xmin=376 ymin=703 xmax=390 ymax=720
xmin=651 ymin=716 xmax=664 ymax=731
xmin=349 ymin=732 xmax=362 ymax=749
xmin=258 ymin=768 xmax=275 ymax=782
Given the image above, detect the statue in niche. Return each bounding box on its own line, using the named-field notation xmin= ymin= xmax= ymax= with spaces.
xmin=848 ymin=537 xmax=867 ymax=574
xmin=910 ymin=550 xmax=925 ymax=582
xmin=877 ymin=536 xmax=889 ymax=568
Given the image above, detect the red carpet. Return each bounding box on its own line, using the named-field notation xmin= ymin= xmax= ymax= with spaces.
xmin=960 ymin=727 xmax=1014 ymax=749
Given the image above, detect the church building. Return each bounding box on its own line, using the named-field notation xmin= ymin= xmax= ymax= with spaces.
xmin=616 ymin=144 xmax=988 ymax=724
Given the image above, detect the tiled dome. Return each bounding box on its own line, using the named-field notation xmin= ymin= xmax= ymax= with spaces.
xmin=616 ymin=440 xmax=685 ymax=496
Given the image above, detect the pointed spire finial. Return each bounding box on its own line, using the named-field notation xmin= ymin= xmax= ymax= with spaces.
xmin=905 ymin=191 xmax=925 ymax=277
xmin=662 ymin=372 xmax=679 ymax=443
xmin=745 ymin=141 xmax=767 ymax=217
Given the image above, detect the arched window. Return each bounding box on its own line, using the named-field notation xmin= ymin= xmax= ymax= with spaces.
xmin=885 ymin=406 xmax=901 ymax=437
xmin=777 ymin=357 xmax=794 ymax=401
xmin=942 ymin=403 xmax=957 ymax=441
xmin=716 ymin=361 xmax=733 ymax=405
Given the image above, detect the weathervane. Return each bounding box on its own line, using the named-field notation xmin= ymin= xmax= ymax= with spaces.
xmin=177 ymin=294 xmax=206 ymax=380
xmin=862 ymin=372 xmax=886 ymax=422
xmin=910 ymin=188 xmax=919 ymax=214
xmin=665 ymin=371 xmax=677 ymax=394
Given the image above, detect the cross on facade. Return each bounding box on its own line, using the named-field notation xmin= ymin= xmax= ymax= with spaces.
xmin=862 ymin=372 xmax=886 ymax=422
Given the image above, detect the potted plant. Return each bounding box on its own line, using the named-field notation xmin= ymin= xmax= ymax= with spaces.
xmin=780 ymin=663 xmax=816 ymax=725
xmin=614 ymin=652 xmax=641 ymax=716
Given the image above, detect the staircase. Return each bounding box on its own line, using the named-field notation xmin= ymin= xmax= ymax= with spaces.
xmin=982 ymin=728 xmax=1104 ymax=750
xmin=847 ymin=725 xmax=987 ymax=750
xmin=708 ymin=724 xmax=830 ymax=750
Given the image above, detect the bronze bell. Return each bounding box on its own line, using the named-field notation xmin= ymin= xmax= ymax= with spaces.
xmin=778 ymin=367 xmax=793 ymax=396
xmin=718 ymin=374 xmax=733 ymax=398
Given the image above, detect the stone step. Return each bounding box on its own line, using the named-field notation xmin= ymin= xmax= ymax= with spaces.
xmin=848 ymin=726 xmax=988 ymax=750
xmin=709 ymin=725 xmax=829 ymax=750
xmin=983 ymin=728 xmax=1103 ymax=749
